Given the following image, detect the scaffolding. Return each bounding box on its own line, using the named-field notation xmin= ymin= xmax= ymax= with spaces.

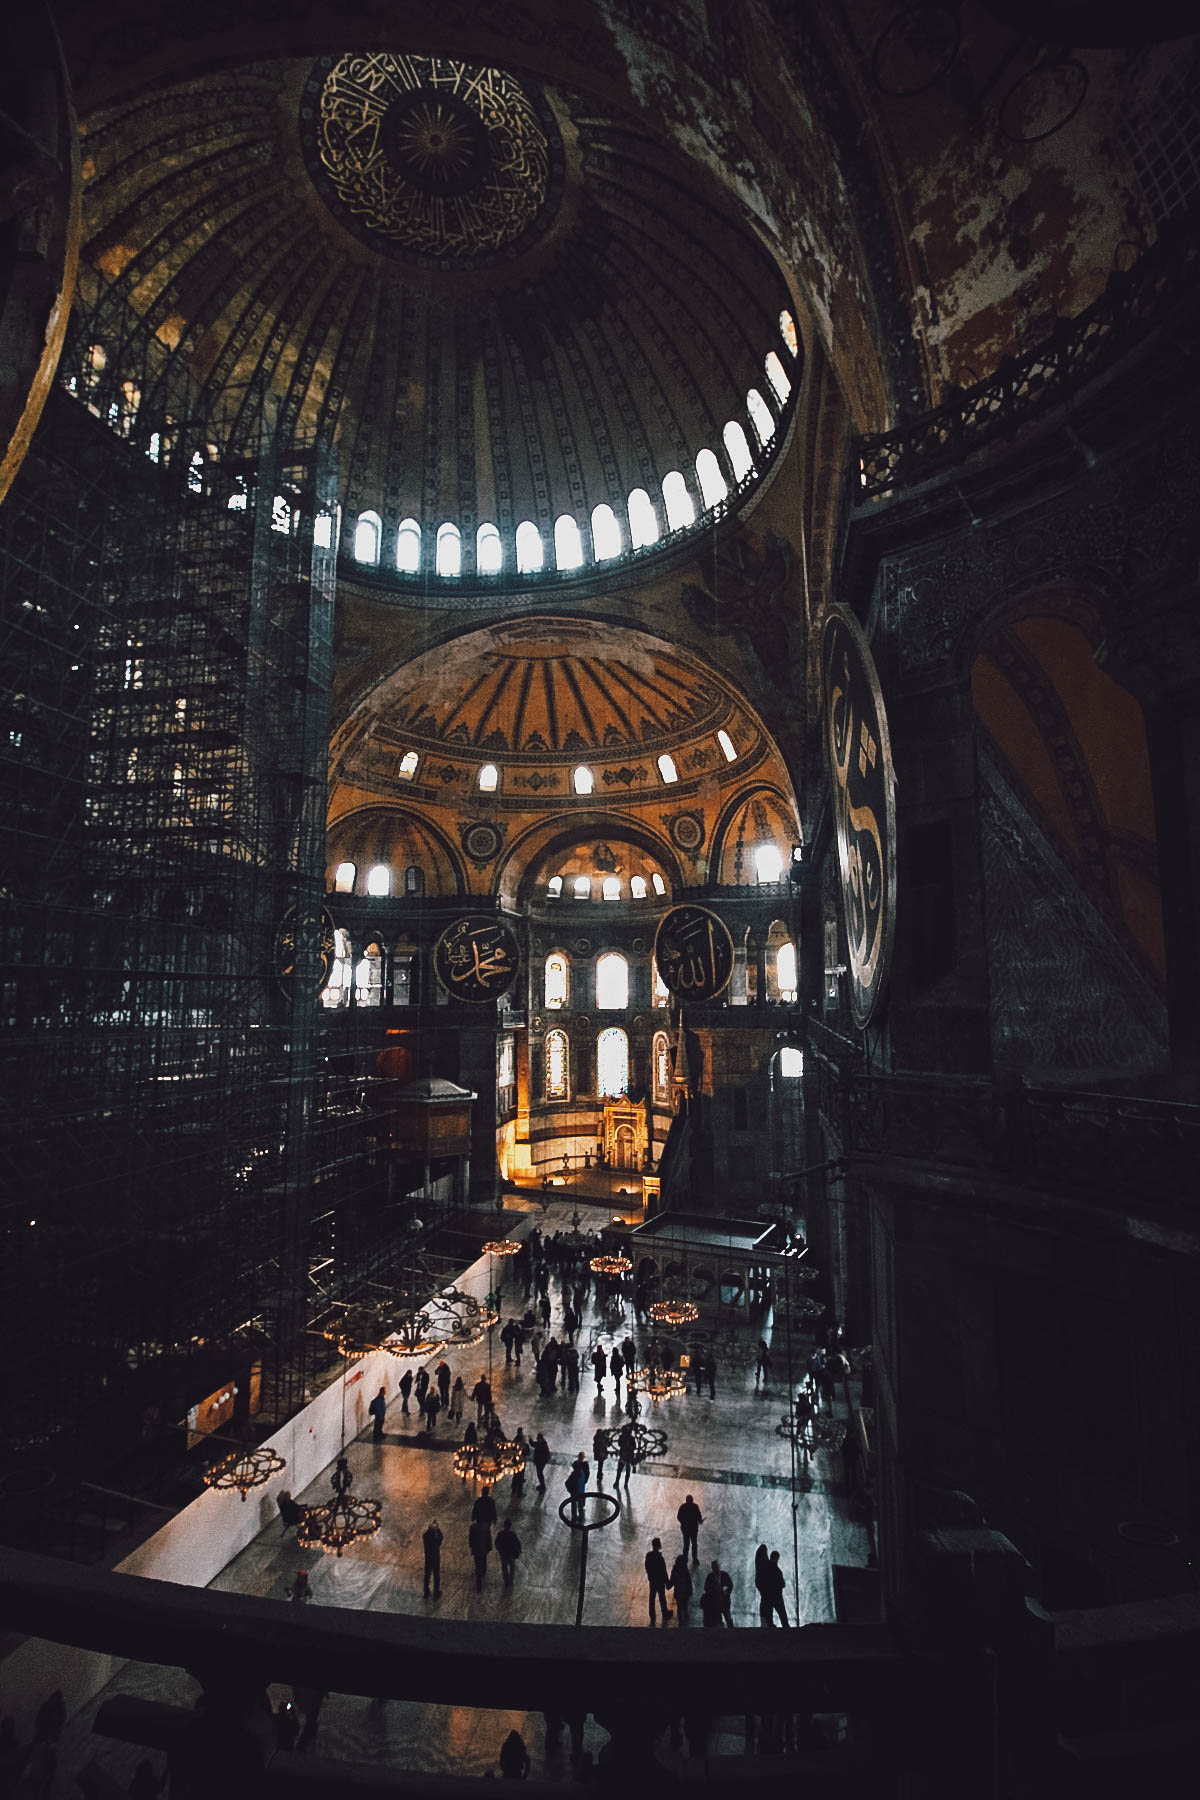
xmin=0 ymin=281 xmax=376 ymax=1544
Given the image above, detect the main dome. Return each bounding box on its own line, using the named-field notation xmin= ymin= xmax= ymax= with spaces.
xmin=77 ymin=55 xmax=800 ymax=562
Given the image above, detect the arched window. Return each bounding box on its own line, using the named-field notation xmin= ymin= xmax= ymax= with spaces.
xmin=723 ymin=421 xmax=754 ymax=483
xmin=321 ymin=928 xmax=353 ymax=1009
xmin=404 ymin=865 xmax=424 ymax=896
xmin=573 ymin=875 xmax=591 ymax=898
xmin=717 ymin=728 xmax=737 ymax=762
xmin=355 ymin=943 xmax=384 ymax=1008
xmin=355 ymin=510 xmax=381 ymax=564
xmin=652 ymin=960 xmax=669 ymax=1007
xmin=776 ymin=939 xmax=797 ymax=1003
xmin=657 ymin=753 xmax=678 ymax=784
xmin=547 ymin=875 xmax=563 ymax=898
xmin=478 ymin=763 xmax=499 ymax=792
xmin=747 ymin=388 xmax=776 ymax=447
xmin=366 ymin=863 xmax=391 ymax=896
xmin=627 ymin=488 xmax=659 ymax=550
xmin=597 ymin=1027 xmax=629 ymax=1097
xmin=515 ymin=520 xmax=543 ymax=573
xmin=695 ymin=448 xmax=727 ymax=510
xmin=602 ymin=875 xmax=621 ymax=900
xmin=591 ymin=503 xmax=622 ymax=561
xmin=661 ymin=471 xmax=695 ymax=532
xmin=653 ymin=1030 xmax=671 ymax=1101
xmin=780 ymin=1046 xmax=803 ymax=1077
xmin=765 ymin=350 xmax=792 ymax=403
xmin=596 ymin=951 xmax=628 ymax=1010
xmin=755 ymin=844 xmax=783 ymax=883
xmin=779 ymin=310 xmax=799 ymax=358
xmin=573 ymin=765 xmax=594 ymax=795
xmin=651 ymin=872 xmax=667 ymax=897
xmin=333 ymin=861 xmax=356 ymax=894
xmin=398 ymin=750 xmax=419 ymax=780
xmin=554 ymin=513 xmax=584 ymax=570
xmin=545 ymin=952 xmax=569 ymax=1010
xmin=396 ymin=518 xmax=421 ymax=572
xmin=476 ymin=522 xmax=502 ymax=574
xmin=545 ymin=1028 xmax=569 ymax=1100
xmin=313 ymin=510 xmax=335 ymax=548
xmin=436 ymin=522 xmax=461 ymax=577
xmin=630 ymin=875 xmax=647 ymax=899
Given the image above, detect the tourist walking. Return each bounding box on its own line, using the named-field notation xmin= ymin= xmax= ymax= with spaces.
xmin=533 ymin=1431 xmax=551 ymax=1492
xmin=609 ymin=1346 xmax=623 ymax=1394
xmin=468 ymin=1518 xmax=493 ymax=1591
xmin=592 ymin=1345 xmax=608 ymax=1388
xmin=436 ymin=1360 xmax=451 ymax=1405
xmin=368 ymin=1385 xmax=387 ymax=1441
xmin=495 ymin=1518 xmax=522 ymax=1589
xmin=592 ymin=1426 xmax=608 ymax=1484
xmin=415 ymin=1368 xmax=430 ymax=1410
xmin=450 ymin=1375 xmax=465 ymax=1421
xmin=704 ymin=1560 xmax=734 ymax=1627
xmin=755 ymin=1340 xmax=771 ymax=1385
xmin=565 ymin=1451 xmax=589 ymax=1521
xmin=423 ymin=1520 xmax=443 ymax=1598
xmin=677 ymin=1493 xmax=703 ymax=1566
xmin=615 ymin=1422 xmax=636 ymax=1487
xmin=669 ymin=1551 xmax=693 ymax=1624
xmin=644 ymin=1537 xmax=671 ymax=1624
xmin=761 ymin=1549 xmax=789 ymax=1626
xmin=399 ymin=1369 xmax=414 ymax=1414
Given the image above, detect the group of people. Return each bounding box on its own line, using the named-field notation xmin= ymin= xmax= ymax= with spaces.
xmin=643 ymin=1539 xmax=734 ymax=1628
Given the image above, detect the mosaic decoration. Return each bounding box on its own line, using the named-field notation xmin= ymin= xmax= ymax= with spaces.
xmin=434 ymin=914 xmax=520 ymax=1003
xmin=654 ymin=905 xmax=734 ymax=1003
xmin=459 ymin=819 xmax=505 ymax=865
xmin=666 ymin=809 xmax=705 ymax=855
xmin=822 ymin=606 xmax=897 ymax=1029
xmin=300 ymin=53 xmax=563 ymax=266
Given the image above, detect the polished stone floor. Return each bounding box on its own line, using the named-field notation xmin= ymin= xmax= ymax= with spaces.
xmin=56 ymin=1203 xmax=869 ymax=1789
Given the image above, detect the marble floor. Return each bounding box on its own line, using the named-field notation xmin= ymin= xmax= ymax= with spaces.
xmin=55 ymin=1203 xmax=869 ymax=1789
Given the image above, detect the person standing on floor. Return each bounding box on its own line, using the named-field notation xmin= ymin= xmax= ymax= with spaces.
xmin=415 ymin=1367 xmax=430 ymax=1412
xmin=472 ymin=1373 xmax=492 ymax=1423
xmin=754 ymin=1543 xmax=771 ymax=1622
xmin=468 ymin=1516 xmax=493 ymax=1591
xmin=565 ymin=1451 xmax=589 ymax=1521
xmin=761 ymin=1549 xmax=789 ymax=1626
xmin=399 ymin=1369 xmax=414 ymax=1414
xmin=450 ymin=1375 xmax=465 ymax=1422
xmin=471 ymin=1484 xmax=498 ymax=1529
xmin=615 ymin=1422 xmax=636 ymax=1488
xmin=609 ymin=1345 xmax=623 ymax=1396
xmin=704 ymin=1559 xmax=734 ymax=1627
xmin=592 ymin=1426 xmax=608 ymax=1485
xmin=539 ymin=1291 xmax=552 ymax=1329
xmin=495 ymin=1517 xmax=522 ymax=1590
xmin=533 ymin=1431 xmax=551 ymax=1492
xmin=498 ymin=1730 xmax=530 ymax=1780
xmin=669 ymin=1551 xmax=693 ymax=1625
xmin=644 ymin=1536 xmax=672 ymax=1625
xmin=368 ymin=1385 xmax=387 ymax=1442
xmin=423 ymin=1520 xmax=443 ymax=1598
xmin=755 ymin=1340 xmax=771 ymax=1385
xmin=592 ymin=1345 xmax=608 ymax=1388
xmin=424 ymin=1387 xmax=441 ymax=1433
xmin=677 ymin=1493 xmax=703 ymax=1566
xmin=565 ymin=1343 xmax=580 ymax=1394
xmin=436 ymin=1360 xmax=451 ymax=1406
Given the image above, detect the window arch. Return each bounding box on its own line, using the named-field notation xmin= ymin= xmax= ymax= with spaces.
xmin=652 ymin=960 xmax=669 ymax=1007
xmin=780 ymin=1045 xmax=803 ymax=1077
xmin=591 ymin=503 xmax=622 ymax=561
xmin=515 ymin=520 xmax=544 ymax=573
xmin=652 ymin=1030 xmax=671 ymax=1101
xmin=547 ymin=875 xmax=563 ymax=898
xmin=723 ymin=421 xmax=754 ymax=483
xmin=765 ymin=350 xmax=792 ymax=403
xmin=573 ymin=765 xmax=594 ymax=796
xmin=602 ymin=875 xmax=621 ymax=901
xmin=695 ymin=448 xmax=727 ymax=509
xmin=779 ymin=310 xmax=799 ymax=358
xmin=396 ymin=518 xmax=421 ymax=572
xmin=436 ymin=522 xmax=461 ymax=577
xmin=355 ymin=511 xmax=382 ymax=564
xmin=554 ymin=513 xmax=584 ymax=570
xmin=366 ymin=863 xmax=391 ymax=896
xmin=661 ymin=471 xmax=695 ymax=531
xmin=478 ymin=763 xmax=499 ymax=792
xmin=717 ymin=728 xmax=737 ymax=762
xmin=746 ymin=388 xmax=776 ymax=447
xmin=404 ymin=865 xmax=424 ymax=896
xmin=545 ymin=952 xmax=569 ymax=1010
xmin=545 ymin=1028 xmax=570 ymax=1100
xmin=651 ymin=872 xmax=667 ymax=897
xmin=476 ymin=522 xmax=502 ymax=574
xmin=398 ymin=750 xmax=419 ymax=780
xmin=596 ymin=951 xmax=629 ymax=1010
xmin=755 ymin=844 xmax=784 ymax=883
xmin=776 ymin=939 xmax=797 ymax=1003
xmin=657 ymin=753 xmax=678 ymax=784
xmin=572 ymin=875 xmax=591 ymax=898
xmin=630 ymin=875 xmax=647 ymax=900
xmin=627 ymin=488 xmax=659 ymax=550
xmin=597 ymin=1027 xmax=629 ymax=1097
xmin=321 ymin=928 xmax=353 ymax=1009
xmin=355 ymin=942 xmax=384 ymax=1008
xmin=333 ymin=861 xmax=356 ymax=894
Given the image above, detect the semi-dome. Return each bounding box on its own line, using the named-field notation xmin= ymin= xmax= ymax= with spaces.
xmin=78 ymin=52 xmax=800 ymax=576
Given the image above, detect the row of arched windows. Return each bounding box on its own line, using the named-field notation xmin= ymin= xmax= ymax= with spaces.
xmin=545 ymin=950 xmax=670 ymax=1011
xmin=543 ymin=1025 xmax=672 ymax=1102
xmin=332 ymin=861 xmax=424 ymax=898
xmin=546 ymin=871 xmax=670 ymax=901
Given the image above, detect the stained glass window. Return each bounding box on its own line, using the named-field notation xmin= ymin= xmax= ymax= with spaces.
xmin=596 ymin=952 xmax=628 ymax=1009
xmin=545 ymin=952 xmax=568 ymax=1009
xmin=597 ymin=1027 xmax=628 ymax=1098
xmin=545 ymin=1028 xmax=569 ymax=1100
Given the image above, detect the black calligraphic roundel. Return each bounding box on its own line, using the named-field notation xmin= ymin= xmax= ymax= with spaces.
xmin=653 ymin=906 xmax=734 ymax=1003
xmin=822 ymin=606 xmax=897 ymax=1029
xmin=274 ymin=904 xmax=338 ymax=995
xmin=433 ymin=914 xmax=521 ymax=1003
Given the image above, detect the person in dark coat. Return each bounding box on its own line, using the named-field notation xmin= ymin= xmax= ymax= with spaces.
xmin=754 ymin=1542 xmax=771 ymax=1622
xmin=468 ymin=1517 xmax=493 ymax=1590
xmin=755 ymin=1340 xmax=771 ymax=1385
xmin=436 ymin=1361 xmax=451 ymax=1405
xmin=669 ymin=1551 xmax=693 ymax=1625
xmin=498 ymin=1729 xmax=530 ymax=1779
xmin=277 ymin=1490 xmax=306 ymax=1534
xmin=398 ymin=1369 xmax=414 ymax=1413
xmin=591 ymin=1345 xmax=608 ymax=1388
xmin=592 ymin=1426 xmax=608 ymax=1484
xmin=533 ymin=1432 xmax=551 ymax=1492
xmin=565 ymin=1452 xmax=588 ymax=1521
xmin=761 ymin=1549 xmax=789 ymax=1626
xmin=615 ymin=1422 xmax=636 ymax=1488
xmin=704 ymin=1560 xmax=734 ymax=1627
xmin=368 ymin=1385 xmax=387 ymax=1441
xmin=677 ymin=1493 xmax=703 ymax=1565
xmin=471 ymin=1485 xmax=498 ymax=1527
xmin=450 ymin=1375 xmax=465 ymax=1421
xmin=423 ymin=1520 xmax=443 ymax=1598
xmin=495 ymin=1517 xmax=522 ymax=1589
xmin=286 ymin=1568 xmax=312 ymax=1602
xmin=644 ymin=1537 xmax=671 ymax=1624
xmin=415 ymin=1367 xmax=430 ymax=1409
xmin=472 ymin=1374 xmax=492 ymax=1422
xmin=609 ymin=1346 xmax=624 ymax=1393
xmin=424 ymin=1388 xmax=441 ymax=1432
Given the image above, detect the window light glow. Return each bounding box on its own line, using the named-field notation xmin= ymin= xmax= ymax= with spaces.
xmin=314 ymin=512 xmax=334 ymax=549
xmin=630 ymin=875 xmax=647 ymax=899
xmin=398 ymin=750 xmax=419 ymax=779
xmin=478 ymin=763 xmax=499 ymax=792
xmin=554 ymin=514 xmax=584 ymax=571
xmin=695 ymin=448 xmax=727 ymax=509
xmin=776 ymin=940 xmax=797 ymax=1001
xmin=334 ymin=861 xmax=356 ymax=893
xmin=366 ymin=863 xmax=391 ymax=896
xmin=436 ymin=521 xmax=462 ymax=577
xmin=545 ymin=952 xmax=569 ymax=1009
xmin=396 ymin=519 xmax=421 ymax=572
xmin=516 ymin=520 xmax=544 ymax=573
xmin=597 ymin=953 xmax=629 ymax=1009
xmin=591 ymin=503 xmax=622 ymax=561
xmin=662 ymin=471 xmax=695 ymax=532
xmin=653 ymin=961 xmax=669 ymax=1006
xmin=651 ymin=872 xmax=666 ymax=896
xmin=597 ymin=1026 xmax=629 ymax=1097
xmin=545 ymin=1028 xmax=569 ymax=1100
xmin=723 ymin=420 xmax=754 ymax=482
xmin=476 ymin=522 xmax=502 ymax=574
xmin=627 ymin=487 xmax=659 ymax=550
xmin=573 ymin=765 xmax=594 ymax=795
xmin=717 ymin=729 xmax=737 ymax=762
xmin=355 ymin=511 xmax=381 ymax=564
xmin=573 ymin=875 xmax=591 ymax=898
xmin=754 ymin=844 xmax=784 ymax=883
xmin=747 ymin=388 xmax=776 ymax=447
xmin=602 ymin=876 xmax=621 ymax=900
xmin=657 ymin=753 xmax=678 ymax=784
xmin=779 ymin=310 xmax=799 ymax=358
xmin=765 ymin=350 xmax=792 ymax=403
xmin=780 ymin=1046 xmax=803 ymax=1078
xmin=547 ymin=875 xmax=563 ymax=898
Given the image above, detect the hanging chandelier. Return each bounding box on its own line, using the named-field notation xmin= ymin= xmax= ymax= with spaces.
xmin=628 ymin=1339 xmax=687 ymax=1402
xmin=776 ymin=1294 xmax=826 ymax=1326
xmin=201 ymin=1441 xmax=286 ymax=1501
xmin=482 ymin=1238 xmax=521 ymax=1259
xmin=590 ymin=1253 xmax=632 ymax=1278
xmin=454 ymin=1419 xmax=526 ymax=1482
xmin=296 ymin=1454 xmax=382 ymax=1556
xmin=649 ymin=1297 xmax=697 ymax=1327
